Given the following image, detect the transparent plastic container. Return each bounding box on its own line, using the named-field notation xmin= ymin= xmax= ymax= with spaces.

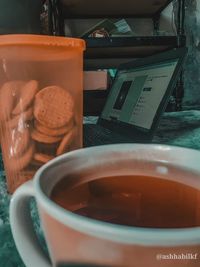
xmin=0 ymin=34 xmax=85 ymax=193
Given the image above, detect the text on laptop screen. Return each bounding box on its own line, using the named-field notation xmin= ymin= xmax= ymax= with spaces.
xmin=101 ymin=59 xmax=178 ymax=130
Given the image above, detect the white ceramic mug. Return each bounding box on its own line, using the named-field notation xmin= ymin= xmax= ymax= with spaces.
xmin=10 ymin=144 xmax=200 ymax=267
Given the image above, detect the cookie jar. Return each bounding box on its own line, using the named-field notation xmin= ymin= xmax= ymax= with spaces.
xmin=0 ymin=35 xmax=85 ymax=193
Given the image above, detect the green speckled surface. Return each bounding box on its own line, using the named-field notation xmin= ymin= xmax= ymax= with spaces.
xmin=0 ymin=111 xmax=200 ymax=267
xmin=0 ymin=170 xmax=25 ymax=267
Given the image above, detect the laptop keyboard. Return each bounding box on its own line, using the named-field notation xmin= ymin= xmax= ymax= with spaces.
xmin=83 ymin=124 xmax=133 ymax=147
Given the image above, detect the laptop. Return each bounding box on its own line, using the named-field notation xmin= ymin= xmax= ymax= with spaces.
xmin=83 ymin=47 xmax=187 ymax=147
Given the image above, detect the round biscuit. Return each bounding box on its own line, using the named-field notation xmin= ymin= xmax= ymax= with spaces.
xmin=7 ymin=106 xmax=33 ymax=129
xmin=34 ymin=153 xmax=54 ymax=164
xmin=18 ymin=170 xmax=35 ymax=181
xmin=34 ymin=85 xmax=74 ymax=129
xmin=3 ymin=142 xmax=35 ymax=173
xmin=34 ymin=117 xmax=74 ymax=137
xmin=17 ymin=170 xmax=35 ymax=184
xmin=5 ymin=168 xmax=18 ymax=193
xmin=31 ymin=128 xmax=63 ymax=144
xmin=0 ymin=81 xmax=24 ymax=122
xmin=3 ymin=126 xmax=30 ymax=158
xmin=56 ymin=127 xmax=76 ymax=156
xmin=12 ymin=80 xmax=39 ymax=115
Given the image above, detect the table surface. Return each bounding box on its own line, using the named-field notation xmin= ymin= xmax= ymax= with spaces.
xmin=1 ymin=110 xmax=200 ymax=267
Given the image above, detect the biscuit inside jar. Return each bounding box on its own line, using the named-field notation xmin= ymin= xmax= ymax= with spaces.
xmin=34 ymin=86 xmax=74 ymax=129
xmin=0 ymin=81 xmax=77 ymax=193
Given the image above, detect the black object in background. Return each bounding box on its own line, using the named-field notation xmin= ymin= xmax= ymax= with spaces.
xmin=113 ymin=80 xmax=132 ymax=110
xmin=0 ymin=0 xmax=42 ymax=34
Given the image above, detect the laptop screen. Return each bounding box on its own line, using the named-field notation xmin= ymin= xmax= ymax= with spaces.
xmin=101 ymin=59 xmax=178 ymax=130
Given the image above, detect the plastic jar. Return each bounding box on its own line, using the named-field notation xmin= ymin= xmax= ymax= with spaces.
xmin=0 ymin=34 xmax=85 ymax=193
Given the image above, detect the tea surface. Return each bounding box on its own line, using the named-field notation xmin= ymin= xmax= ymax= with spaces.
xmin=51 ymin=175 xmax=200 ymax=228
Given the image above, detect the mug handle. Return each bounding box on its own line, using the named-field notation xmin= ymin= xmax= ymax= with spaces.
xmin=10 ymin=180 xmax=51 ymax=267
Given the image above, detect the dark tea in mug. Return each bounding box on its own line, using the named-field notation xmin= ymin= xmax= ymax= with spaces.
xmin=51 ymin=173 xmax=200 ymax=228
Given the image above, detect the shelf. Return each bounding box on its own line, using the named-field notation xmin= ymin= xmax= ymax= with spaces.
xmin=84 ymin=58 xmax=137 ymax=70
xmin=84 ymin=36 xmax=179 ymax=68
xmin=60 ymin=0 xmax=173 ymax=18
xmin=59 ymin=0 xmax=186 ymax=112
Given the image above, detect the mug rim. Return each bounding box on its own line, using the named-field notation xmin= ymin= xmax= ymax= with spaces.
xmin=34 ymin=144 xmax=200 ymax=246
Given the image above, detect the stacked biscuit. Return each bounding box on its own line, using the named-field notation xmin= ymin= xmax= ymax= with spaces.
xmin=0 ymin=81 xmax=76 ymax=193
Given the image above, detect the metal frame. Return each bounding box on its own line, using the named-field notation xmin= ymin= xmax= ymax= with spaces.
xmin=86 ymin=36 xmax=178 ymax=49
xmin=153 ymin=14 xmax=161 ymax=35
xmin=49 ymin=0 xmax=186 ymax=111
xmin=152 ymin=0 xmax=186 ymax=45
xmin=57 ymin=0 xmax=174 ymax=19
xmin=177 ymin=0 xmax=185 ymax=37
xmin=152 ymin=0 xmax=186 ymax=110
xmin=52 ymin=0 xmax=186 ymax=46
xmin=175 ymin=0 xmax=186 ymax=110
xmin=49 ymin=0 xmax=62 ymax=35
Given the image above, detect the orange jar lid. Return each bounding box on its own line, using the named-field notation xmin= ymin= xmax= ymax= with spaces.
xmin=0 ymin=34 xmax=86 ymax=61
xmin=0 ymin=34 xmax=86 ymax=50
